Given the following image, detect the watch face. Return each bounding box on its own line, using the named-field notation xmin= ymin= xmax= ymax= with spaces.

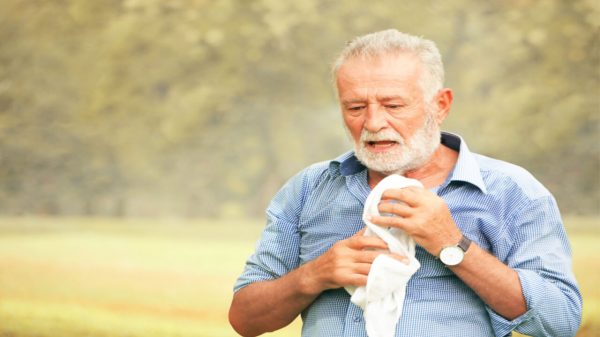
xmin=440 ymin=246 xmax=464 ymax=266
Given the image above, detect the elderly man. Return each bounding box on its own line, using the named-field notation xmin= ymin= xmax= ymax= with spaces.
xmin=229 ymin=30 xmax=582 ymax=337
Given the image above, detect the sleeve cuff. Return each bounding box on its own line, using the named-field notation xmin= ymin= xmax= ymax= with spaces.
xmin=486 ymin=305 xmax=535 ymax=337
xmin=485 ymin=269 xmax=538 ymax=336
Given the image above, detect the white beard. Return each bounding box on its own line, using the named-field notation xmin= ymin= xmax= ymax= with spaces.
xmin=353 ymin=112 xmax=441 ymax=175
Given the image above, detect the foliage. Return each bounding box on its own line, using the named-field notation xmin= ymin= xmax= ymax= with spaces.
xmin=0 ymin=0 xmax=598 ymax=217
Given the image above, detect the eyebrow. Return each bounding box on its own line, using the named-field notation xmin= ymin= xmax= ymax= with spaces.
xmin=341 ymin=95 xmax=405 ymax=104
xmin=341 ymin=99 xmax=366 ymax=105
xmin=378 ymin=95 xmax=405 ymax=102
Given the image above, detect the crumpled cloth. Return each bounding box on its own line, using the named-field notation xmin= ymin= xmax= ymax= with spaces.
xmin=345 ymin=174 xmax=422 ymax=337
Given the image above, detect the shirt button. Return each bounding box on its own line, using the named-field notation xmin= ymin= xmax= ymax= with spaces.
xmin=353 ymin=316 xmax=362 ymax=323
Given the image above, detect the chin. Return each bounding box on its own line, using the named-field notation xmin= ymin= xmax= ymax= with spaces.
xmin=358 ymin=148 xmax=430 ymax=175
xmin=357 ymin=154 xmax=407 ymax=175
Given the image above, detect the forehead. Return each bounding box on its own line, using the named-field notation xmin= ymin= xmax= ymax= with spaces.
xmin=336 ymin=53 xmax=423 ymax=97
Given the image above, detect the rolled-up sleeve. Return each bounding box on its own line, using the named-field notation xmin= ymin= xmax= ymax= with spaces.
xmin=233 ymin=170 xmax=307 ymax=292
xmin=487 ymin=196 xmax=582 ymax=337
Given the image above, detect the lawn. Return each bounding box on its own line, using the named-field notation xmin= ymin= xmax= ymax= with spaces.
xmin=0 ymin=216 xmax=597 ymax=337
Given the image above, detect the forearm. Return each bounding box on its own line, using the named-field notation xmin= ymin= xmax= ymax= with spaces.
xmin=229 ymin=263 xmax=321 ymax=337
xmin=453 ymin=243 xmax=581 ymax=336
xmin=450 ymin=243 xmax=527 ymax=320
xmin=229 ymin=230 xmax=387 ymax=336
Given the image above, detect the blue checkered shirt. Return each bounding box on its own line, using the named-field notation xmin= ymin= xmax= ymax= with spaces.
xmin=234 ymin=133 xmax=582 ymax=337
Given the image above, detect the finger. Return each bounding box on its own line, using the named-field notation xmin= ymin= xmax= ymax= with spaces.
xmin=348 ymin=235 xmax=389 ymax=250
xmin=355 ymin=249 xmax=387 ymax=263
xmin=345 ymin=274 xmax=369 ymax=287
xmin=352 ymin=262 xmax=373 ymax=275
xmin=381 ymin=187 xmax=423 ymax=207
xmin=355 ymin=251 xmax=410 ymax=267
xmin=378 ymin=201 xmax=412 ymax=217
xmin=370 ymin=214 xmax=409 ymax=229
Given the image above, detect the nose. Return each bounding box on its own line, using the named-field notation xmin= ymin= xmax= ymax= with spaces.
xmin=364 ymin=104 xmax=388 ymax=133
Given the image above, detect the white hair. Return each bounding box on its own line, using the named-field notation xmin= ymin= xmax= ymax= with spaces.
xmin=332 ymin=29 xmax=445 ymax=101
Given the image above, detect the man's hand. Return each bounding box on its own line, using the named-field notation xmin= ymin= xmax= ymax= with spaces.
xmin=230 ymin=227 xmax=409 ymax=336
xmin=369 ymin=186 xmax=527 ymax=320
xmin=370 ymin=186 xmax=462 ymax=256
xmin=301 ymin=228 xmax=409 ymax=295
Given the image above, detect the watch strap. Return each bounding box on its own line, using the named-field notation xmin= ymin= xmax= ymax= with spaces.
xmin=457 ymin=235 xmax=472 ymax=252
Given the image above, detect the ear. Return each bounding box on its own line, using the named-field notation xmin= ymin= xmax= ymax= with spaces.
xmin=433 ymin=88 xmax=453 ymax=124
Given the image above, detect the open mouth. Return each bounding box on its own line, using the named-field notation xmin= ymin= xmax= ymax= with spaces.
xmin=366 ymin=140 xmax=399 ymax=150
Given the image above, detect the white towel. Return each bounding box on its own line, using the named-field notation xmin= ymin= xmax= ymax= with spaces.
xmin=345 ymin=174 xmax=422 ymax=337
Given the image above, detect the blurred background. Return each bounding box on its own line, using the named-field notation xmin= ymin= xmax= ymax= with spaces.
xmin=0 ymin=0 xmax=598 ymax=336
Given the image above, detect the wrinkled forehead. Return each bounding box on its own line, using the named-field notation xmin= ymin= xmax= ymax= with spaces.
xmin=335 ymin=52 xmax=424 ymax=85
xmin=335 ymin=53 xmax=425 ymax=98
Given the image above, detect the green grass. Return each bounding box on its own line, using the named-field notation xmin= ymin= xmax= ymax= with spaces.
xmin=0 ymin=216 xmax=597 ymax=336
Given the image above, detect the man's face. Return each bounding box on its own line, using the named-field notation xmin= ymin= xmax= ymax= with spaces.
xmin=336 ymin=53 xmax=441 ymax=175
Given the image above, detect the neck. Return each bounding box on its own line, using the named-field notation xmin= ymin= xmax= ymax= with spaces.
xmin=368 ymin=144 xmax=458 ymax=189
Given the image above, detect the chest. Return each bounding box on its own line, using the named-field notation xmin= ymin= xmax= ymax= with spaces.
xmin=296 ymin=184 xmax=501 ymax=265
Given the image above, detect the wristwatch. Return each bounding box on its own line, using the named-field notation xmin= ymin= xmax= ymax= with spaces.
xmin=439 ymin=235 xmax=472 ymax=266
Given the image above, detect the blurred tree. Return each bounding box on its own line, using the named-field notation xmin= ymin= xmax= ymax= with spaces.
xmin=0 ymin=0 xmax=597 ymax=217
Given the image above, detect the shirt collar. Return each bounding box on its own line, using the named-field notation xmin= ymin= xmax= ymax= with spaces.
xmin=329 ymin=151 xmax=364 ymax=176
xmin=329 ymin=132 xmax=487 ymax=194
xmin=441 ymin=132 xmax=487 ymax=194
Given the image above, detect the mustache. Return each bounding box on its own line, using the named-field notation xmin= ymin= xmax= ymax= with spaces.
xmin=359 ymin=129 xmax=404 ymax=143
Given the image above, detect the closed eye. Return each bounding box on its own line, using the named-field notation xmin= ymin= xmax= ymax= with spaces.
xmin=348 ymin=106 xmax=365 ymax=111
xmin=386 ymin=104 xmax=405 ymax=109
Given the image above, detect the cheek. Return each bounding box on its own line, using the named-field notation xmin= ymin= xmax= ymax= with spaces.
xmin=343 ymin=117 xmax=363 ymax=143
xmin=390 ymin=124 xmax=408 ymax=139
xmin=388 ymin=118 xmax=418 ymax=140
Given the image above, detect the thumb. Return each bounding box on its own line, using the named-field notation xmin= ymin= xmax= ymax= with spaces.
xmin=353 ymin=227 xmax=367 ymax=237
